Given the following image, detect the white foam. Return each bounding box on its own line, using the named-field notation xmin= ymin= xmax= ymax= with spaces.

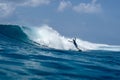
xmin=22 ymin=25 xmax=120 ymax=51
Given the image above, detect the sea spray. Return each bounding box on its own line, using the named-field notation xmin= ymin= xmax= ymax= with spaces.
xmin=22 ymin=25 xmax=75 ymax=50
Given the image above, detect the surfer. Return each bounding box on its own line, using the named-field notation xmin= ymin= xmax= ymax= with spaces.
xmin=68 ymin=38 xmax=82 ymax=51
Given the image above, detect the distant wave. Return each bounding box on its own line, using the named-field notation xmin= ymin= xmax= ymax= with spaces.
xmin=0 ymin=24 xmax=120 ymax=51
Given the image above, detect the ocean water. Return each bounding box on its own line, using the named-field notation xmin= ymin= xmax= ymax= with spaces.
xmin=0 ymin=24 xmax=120 ymax=80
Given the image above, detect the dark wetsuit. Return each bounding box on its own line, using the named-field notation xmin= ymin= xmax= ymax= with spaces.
xmin=73 ymin=39 xmax=82 ymax=51
xmin=73 ymin=39 xmax=78 ymax=48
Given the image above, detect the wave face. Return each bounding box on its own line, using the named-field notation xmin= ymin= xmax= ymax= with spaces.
xmin=0 ymin=24 xmax=120 ymax=51
xmin=0 ymin=24 xmax=30 ymax=43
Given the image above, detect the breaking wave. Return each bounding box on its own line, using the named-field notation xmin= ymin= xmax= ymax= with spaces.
xmin=0 ymin=24 xmax=120 ymax=51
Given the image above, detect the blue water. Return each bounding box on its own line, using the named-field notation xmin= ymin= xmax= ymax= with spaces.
xmin=0 ymin=24 xmax=120 ymax=80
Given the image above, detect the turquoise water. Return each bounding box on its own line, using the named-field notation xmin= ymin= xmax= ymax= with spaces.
xmin=0 ymin=25 xmax=120 ymax=80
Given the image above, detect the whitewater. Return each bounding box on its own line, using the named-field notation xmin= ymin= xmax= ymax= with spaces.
xmin=22 ymin=24 xmax=120 ymax=52
xmin=0 ymin=24 xmax=120 ymax=80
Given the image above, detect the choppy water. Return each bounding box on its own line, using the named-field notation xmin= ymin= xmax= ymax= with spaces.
xmin=0 ymin=24 xmax=120 ymax=80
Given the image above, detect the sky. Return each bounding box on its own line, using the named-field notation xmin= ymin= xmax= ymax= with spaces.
xmin=0 ymin=0 xmax=120 ymax=45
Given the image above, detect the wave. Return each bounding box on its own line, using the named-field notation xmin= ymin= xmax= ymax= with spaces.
xmin=0 ymin=24 xmax=120 ymax=51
